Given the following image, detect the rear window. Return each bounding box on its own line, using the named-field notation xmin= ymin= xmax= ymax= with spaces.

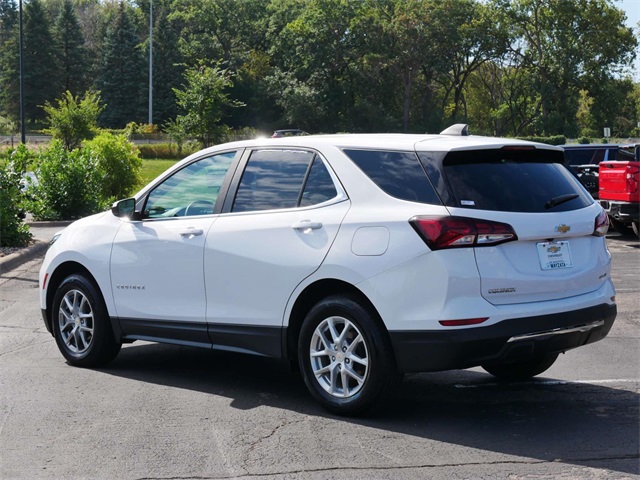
xmin=342 ymin=149 xmax=441 ymax=204
xmin=439 ymin=149 xmax=592 ymax=213
xmin=564 ymin=148 xmax=610 ymax=166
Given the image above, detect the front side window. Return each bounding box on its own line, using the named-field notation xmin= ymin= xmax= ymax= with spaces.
xmin=144 ymin=151 xmax=236 ymax=219
xmin=232 ymin=150 xmax=317 ymax=212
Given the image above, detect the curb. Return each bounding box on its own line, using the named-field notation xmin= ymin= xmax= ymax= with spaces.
xmin=0 ymin=220 xmax=72 ymax=274
xmin=0 ymin=240 xmax=49 ymax=274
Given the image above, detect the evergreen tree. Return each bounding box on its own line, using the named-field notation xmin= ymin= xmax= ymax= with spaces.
xmin=98 ymin=2 xmax=145 ymax=128
xmin=148 ymin=6 xmax=182 ymax=126
xmin=0 ymin=0 xmax=17 ymax=44
xmin=23 ymin=0 xmax=58 ymax=125
xmin=0 ymin=0 xmax=18 ymax=120
xmin=53 ymin=0 xmax=89 ymax=95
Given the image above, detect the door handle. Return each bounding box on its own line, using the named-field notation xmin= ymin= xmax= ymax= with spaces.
xmin=180 ymin=228 xmax=204 ymax=239
xmin=292 ymin=220 xmax=323 ymax=231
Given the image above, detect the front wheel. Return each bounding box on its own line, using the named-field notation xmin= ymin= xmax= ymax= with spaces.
xmin=632 ymin=220 xmax=639 ymax=239
xmin=298 ymin=295 xmax=400 ymax=416
xmin=52 ymin=274 xmax=121 ymax=367
xmin=482 ymin=353 xmax=559 ymax=381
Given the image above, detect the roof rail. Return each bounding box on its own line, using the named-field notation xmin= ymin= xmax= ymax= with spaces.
xmin=439 ymin=124 xmax=469 ymax=136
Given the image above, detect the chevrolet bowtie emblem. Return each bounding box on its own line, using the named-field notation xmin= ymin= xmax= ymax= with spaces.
xmin=547 ymin=246 xmax=561 ymax=253
xmin=555 ymin=224 xmax=570 ymax=234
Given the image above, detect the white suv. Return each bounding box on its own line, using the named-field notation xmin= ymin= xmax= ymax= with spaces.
xmin=39 ymin=127 xmax=617 ymax=415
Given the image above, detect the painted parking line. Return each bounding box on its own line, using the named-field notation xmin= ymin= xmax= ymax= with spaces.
xmin=454 ymin=378 xmax=639 ymax=389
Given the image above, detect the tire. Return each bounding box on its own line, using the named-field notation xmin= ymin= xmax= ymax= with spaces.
xmin=298 ymin=294 xmax=401 ymax=416
xmin=609 ymin=217 xmax=632 ymax=235
xmin=632 ymin=220 xmax=640 ymax=239
xmin=482 ymin=353 xmax=559 ymax=381
xmin=52 ymin=274 xmax=121 ymax=367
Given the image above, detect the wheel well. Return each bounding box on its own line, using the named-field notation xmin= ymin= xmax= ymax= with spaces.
xmin=45 ymin=262 xmax=101 ymax=332
xmin=286 ymin=279 xmax=387 ymax=360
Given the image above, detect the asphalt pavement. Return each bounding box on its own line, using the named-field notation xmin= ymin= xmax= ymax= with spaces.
xmin=0 ymin=224 xmax=638 ymax=479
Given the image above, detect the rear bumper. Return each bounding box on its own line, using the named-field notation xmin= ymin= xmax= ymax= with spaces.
xmin=389 ymin=303 xmax=616 ymax=373
xmin=599 ymin=200 xmax=639 ymax=222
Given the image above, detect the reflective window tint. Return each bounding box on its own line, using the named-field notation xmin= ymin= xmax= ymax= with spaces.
xmin=144 ymin=151 xmax=236 ymax=218
xmin=443 ymin=151 xmax=592 ymax=212
xmin=232 ymin=150 xmax=314 ymax=212
xmin=343 ymin=149 xmax=441 ymax=205
xmin=300 ymin=157 xmax=338 ymax=207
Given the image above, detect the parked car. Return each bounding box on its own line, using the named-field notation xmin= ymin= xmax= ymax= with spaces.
xmin=598 ymin=144 xmax=639 ymax=237
xmin=40 ymin=126 xmax=617 ymax=415
xmin=271 ymin=129 xmax=308 ymax=138
xmin=562 ymin=144 xmax=619 ymax=199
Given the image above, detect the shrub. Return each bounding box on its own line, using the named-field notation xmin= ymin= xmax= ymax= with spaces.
xmin=43 ymin=91 xmax=105 ymax=150
xmin=577 ymin=137 xmax=591 ymax=144
xmin=136 ymin=141 xmax=200 ymax=159
xmin=0 ymin=145 xmax=32 ymax=247
xmin=84 ymin=132 xmax=142 ymax=200
xmin=25 ymin=140 xmax=105 ymax=220
xmin=517 ymin=135 xmax=567 ymax=146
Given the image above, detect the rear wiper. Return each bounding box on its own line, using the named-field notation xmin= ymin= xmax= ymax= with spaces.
xmin=545 ymin=193 xmax=579 ymax=210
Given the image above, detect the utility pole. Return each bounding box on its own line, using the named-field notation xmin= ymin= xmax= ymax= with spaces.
xmin=148 ymin=0 xmax=153 ymax=125
xmin=18 ymin=0 xmax=25 ymax=144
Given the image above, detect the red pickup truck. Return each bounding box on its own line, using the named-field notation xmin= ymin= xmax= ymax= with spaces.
xmin=598 ymin=144 xmax=639 ymax=238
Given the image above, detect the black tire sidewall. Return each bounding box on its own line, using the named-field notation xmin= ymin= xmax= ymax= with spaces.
xmin=298 ymin=295 xmax=396 ymax=415
xmin=52 ymin=274 xmax=119 ymax=367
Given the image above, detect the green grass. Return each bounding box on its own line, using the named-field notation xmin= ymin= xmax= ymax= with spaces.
xmin=138 ymin=158 xmax=179 ymax=188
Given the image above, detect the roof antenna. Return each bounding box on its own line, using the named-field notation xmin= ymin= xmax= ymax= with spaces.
xmin=440 ymin=124 xmax=469 ymax=136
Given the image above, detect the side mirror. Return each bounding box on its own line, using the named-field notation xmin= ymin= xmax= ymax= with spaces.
xmin=111 ymin=198 xmax=141 ymax=220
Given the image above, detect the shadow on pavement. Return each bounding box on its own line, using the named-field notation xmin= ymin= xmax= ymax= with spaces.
xmin=99 ymin=342 xmax=639 ymax=476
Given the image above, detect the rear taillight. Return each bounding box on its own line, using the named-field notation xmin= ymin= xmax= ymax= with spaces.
xmin=410 ymin=216 xmax=518 ymax=250
xmin=593 ymin=210 xmax=609 ymax=237
xmin=627 ymin=166 xmax=639 ymax=193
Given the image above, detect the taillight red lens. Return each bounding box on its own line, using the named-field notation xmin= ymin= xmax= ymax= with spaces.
xmin=410 ymin=216 xmax=517 ymax=250
xmin=593 ymin=210 xmax=609 ymax=237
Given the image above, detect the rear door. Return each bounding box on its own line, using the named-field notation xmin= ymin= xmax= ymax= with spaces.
xmin=432 ymin=148 xmax=610 ymax=305
xmin=204 ymin=149 xmax=349 ymax=337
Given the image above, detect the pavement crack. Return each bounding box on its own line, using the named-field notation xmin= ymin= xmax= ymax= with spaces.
xmin=0 ymin=339 xmax=51 ymax=357
xmin=132 ymin=454 xmax=640 ymax=479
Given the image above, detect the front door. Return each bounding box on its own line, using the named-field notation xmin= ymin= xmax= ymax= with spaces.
xmin=110 ymin=151 xmax=239 ymax=344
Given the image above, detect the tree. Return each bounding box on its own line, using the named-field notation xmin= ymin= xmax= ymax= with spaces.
xmin=504 ymin=0 xmax=637 ymax=135
xmin=43 ymin=90 xmax=105 ymax=150
xmin=53 ymin=0 xmax=89 ymax=95
xmin=173 ymin=63 xmax=243 ymax=146
xmin=0 ymin=0 xmax=18 ymax=121
xmin=23 ymin=0 xmax=59 ymax=125
xmin=147 ymin=4 xmax=183 ymax=125
xmin=98 ymin=1 xmax=145 ymax=128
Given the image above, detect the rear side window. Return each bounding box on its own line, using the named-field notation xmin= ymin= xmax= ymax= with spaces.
xmin=300 ymin=157 xmax=338 ymax=207
xmin=343 ymin=149 xmax=441 ymax=204
xmin=440 ymin=150 xmax=592 ymax=213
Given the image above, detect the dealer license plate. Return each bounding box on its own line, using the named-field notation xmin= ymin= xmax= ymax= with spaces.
xmin=537 ymin=241 xmax=573 ymax=270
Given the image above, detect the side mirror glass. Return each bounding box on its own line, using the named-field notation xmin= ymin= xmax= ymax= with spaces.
xmin=111 ymin=198 xmax=139 ymax=219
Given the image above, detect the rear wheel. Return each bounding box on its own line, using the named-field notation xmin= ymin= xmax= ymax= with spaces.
xmin=610 ymin=217 xmax=632 ymax=235
xmin=482 ymin=353 xmax=559 ymax=381
xmin=52 ymin=274 xmax=121 ymax=367
xmin=298 ymin=295 xmax=400 ymax=416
